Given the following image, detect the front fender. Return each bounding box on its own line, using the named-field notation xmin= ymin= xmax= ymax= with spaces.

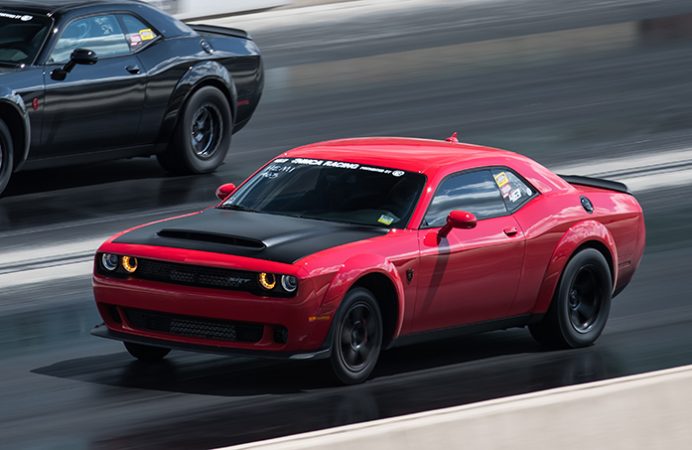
xmin=319 ymin=254 xmax=407 ymax=338
xmin=534 ymin=220 xmax=618 ymax=313
xmin=156 ymin=61 xmax=237 ymax=147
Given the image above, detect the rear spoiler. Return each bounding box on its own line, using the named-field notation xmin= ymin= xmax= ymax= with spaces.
xmin=189 ymin=24 xmax=250 ymax=40
xmin=559 ymin=175 xmax=631 ymax=194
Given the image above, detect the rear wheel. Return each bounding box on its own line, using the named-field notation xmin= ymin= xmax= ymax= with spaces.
xmin=530 ymin=248 xmax=612 ymax=348
xmin=157 ymin=86 xmax=232 ymax=174
xmin=0 ymin=119 xmax=14 ymax=197
xmin=330 ymin=288 xmax=383 ymax=385
xmin=124 ymin=342 xmax=171 ymax=362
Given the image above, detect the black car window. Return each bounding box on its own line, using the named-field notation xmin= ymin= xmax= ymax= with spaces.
xmin=423 ymin=170 xmax=507 ymax=227
xmin=49 ymin=15 xmax=130 ymax=64
xmin=0 ymin=14 xmax=51 ymax=65
xmin=119 ymin=14 xmax=159 ymax=51
xmin=491 ymin=168 xmax=536 ymax=212
xmin=222 ymin=158 xmax=426 ymax=229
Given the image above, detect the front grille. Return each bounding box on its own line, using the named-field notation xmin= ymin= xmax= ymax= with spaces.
xmin=135 ymin=259 xmax=260 ymax=293
xmin=124 ymin=308 xmax=264 ymax=343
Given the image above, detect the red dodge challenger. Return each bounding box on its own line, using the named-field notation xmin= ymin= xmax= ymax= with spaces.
xmin=92 ymin=136 xmax=645 ymax=384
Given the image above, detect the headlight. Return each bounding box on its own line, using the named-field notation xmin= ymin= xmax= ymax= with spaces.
xmin=258 ymin=272 xmax=276 ymax=290
xmin=281 ymin=275 xmax=298 ymax=293
xmin=101 ymin=254 xmax=119 ymax=272
xmin=121 ymin=256 xmax=139 ymax=274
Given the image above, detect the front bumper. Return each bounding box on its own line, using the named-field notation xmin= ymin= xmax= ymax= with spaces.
xmin=91 ymin=324 xmax=331 ymax=360
xmin=93 ymin=273 xmax=336 ymax=354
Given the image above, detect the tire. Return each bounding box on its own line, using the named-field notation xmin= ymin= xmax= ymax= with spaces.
xmin=330 ymin=288 xmax=383 ymax=385
xmin=529 ymin=248 xmax=613 ymax=348
xmin=0 ymin=119 xmax=14 ymax=197
xmin=124 ymin=342 xmax=171 ymax=362
xmin=157 ymin=86 xmax=232 ymax=174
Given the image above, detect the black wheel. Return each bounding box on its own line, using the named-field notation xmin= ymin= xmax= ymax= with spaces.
xmin=157 ymin=86 xmax=232 ymax=174
xmin=124 ymin=342 xmax=171 ymax=362
xmin=330 ymin=288 xmax=383 ymax=385
xmin=530 ymin=248 xmax=613 ymax=348
xmin=0 ymin=119 xmax=14 ymax=197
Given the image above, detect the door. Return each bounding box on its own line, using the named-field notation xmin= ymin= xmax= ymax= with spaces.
xmin=413 ymin=169 xmax=526 ymax=332
xmin=38 ymin=14 xmax=146 ymax=158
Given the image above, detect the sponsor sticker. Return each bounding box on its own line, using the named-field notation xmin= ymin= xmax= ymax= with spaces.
xmin=129 ymin=33 xmax=142 ymax=47
xmin=500 ymin=184 xmax=512 ymax=197
xmin=494 ymin=172 xmax=509 ymax=188
xmin=509 ymin=188 xmax=522 ymax=203
xmin=392 ymin=170 xmax=405 ymax=177
xmin=0 ymin=11 xmax=33 ymax=21
xmin=378 ymin=214 xmax=395 ymax=226
xmin=139 ymin=28 xmax=155 ymax=41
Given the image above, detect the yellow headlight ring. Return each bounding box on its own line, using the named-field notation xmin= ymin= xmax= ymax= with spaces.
xmin=122 ymin=256 xmax=139 ymax=273
xmin=258 ymin=272 xmax=276 ymax=290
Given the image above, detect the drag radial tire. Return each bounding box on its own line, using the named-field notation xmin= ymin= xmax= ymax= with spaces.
xmin=330 ymin=288 xmax=384 ymax=385
xmin=530 ymin=248 xmax=613 ymax=348
xmin=124 ymin=342 xmax=171 ymax=362
xmin=0 ymin=119 xmax=14 ymax=196
xmin=157 ymin=86 xmax=232 ymax=174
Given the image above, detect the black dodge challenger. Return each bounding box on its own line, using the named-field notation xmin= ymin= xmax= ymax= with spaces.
xmin=0 ymin=0 xmax=263 ymax=195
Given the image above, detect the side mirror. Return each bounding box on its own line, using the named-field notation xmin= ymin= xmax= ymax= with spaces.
xmin=51 ymin=48 xmax=98 ymax=81
xmin=216 ymin=183 xmax=236 ymax=201
xmin=439 ymin=210 xmax=477 ymax=238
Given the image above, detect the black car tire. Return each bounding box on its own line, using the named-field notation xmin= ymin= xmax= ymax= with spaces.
xmin=529 ymin=248 xmax=613 ymax=348
xmin=0 ymin=119 xmax=14 ymax=196
xmin=330 ymin=288 xmax=383 ymax=385
xmin=157 ymin=86 xmax=232 ymax=174
xmin=124 ymin=342 xmax=171 ymax=362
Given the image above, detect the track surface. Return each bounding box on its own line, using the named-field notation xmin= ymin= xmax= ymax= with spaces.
xmin=2 ymin=1 xmax=692 ymax=448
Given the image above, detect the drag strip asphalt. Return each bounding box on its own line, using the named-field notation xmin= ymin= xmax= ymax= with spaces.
xmin=2 ymin=0 xmax=692 ymax=448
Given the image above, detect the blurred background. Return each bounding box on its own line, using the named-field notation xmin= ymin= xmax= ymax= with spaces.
xmin=2 ymin=0 xmax=692 ymax=448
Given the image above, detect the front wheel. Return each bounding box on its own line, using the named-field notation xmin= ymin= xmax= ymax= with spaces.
xmin=0 ymin=119 xmax=14 ymax=197
xmin=157 ymin=86 xmax=232 ymax=174
xmin=530 ymin=248 xmax=613 ymax=348
xmin=125 ymin=342 xmax=171 ymax=362
xmin=330 ymin=288 xmax=383 ymax=385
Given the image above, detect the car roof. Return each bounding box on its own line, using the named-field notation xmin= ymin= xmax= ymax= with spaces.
xmin=284 ymin=137 xmax=523 ymax=174
xmin=0 ymin=0 xmax=142 ymax=16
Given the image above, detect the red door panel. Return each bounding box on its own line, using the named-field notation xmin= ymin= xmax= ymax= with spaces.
xmin=413 ymin=216 xmax=525 ymax=332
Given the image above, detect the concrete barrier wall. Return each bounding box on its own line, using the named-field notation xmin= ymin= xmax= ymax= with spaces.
xmin=221 ymin=365 xmax=692 ymax=450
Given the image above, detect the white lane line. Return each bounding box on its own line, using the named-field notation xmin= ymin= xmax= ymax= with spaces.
xmin=2 ymin=146 xmax=692 ymax=289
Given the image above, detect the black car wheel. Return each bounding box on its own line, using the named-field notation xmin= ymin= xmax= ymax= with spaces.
xmin=124 ymin=342 xmax=171 ymax=362
xmin=330 ymin=288 xmax=383 ymax=385
xmin=0 ymin=119 xmax=14 ymax=197
xmin=157 ymin=86 xmax=232 ymax=174
xmin=529 ymin=248 xmax=613 ymax=348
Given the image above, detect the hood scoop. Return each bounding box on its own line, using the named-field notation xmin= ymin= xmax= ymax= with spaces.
xmin=157 ymin=229 xmax=265 ymax=250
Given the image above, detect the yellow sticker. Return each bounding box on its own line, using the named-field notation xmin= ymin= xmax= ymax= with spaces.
xmin=494 ymin=172 xmax=509 ymax=188
xmin=378 ymin=214 xmax=395 ymax=226
xmin=139 ymin=28 xmax=155 ymax=41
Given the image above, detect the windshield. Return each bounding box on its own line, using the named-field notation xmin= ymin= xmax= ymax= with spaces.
xmin=222 ymin=158 xmax=426 ymax=228
xmin=0 ymin=13 xmax=51 ymax=65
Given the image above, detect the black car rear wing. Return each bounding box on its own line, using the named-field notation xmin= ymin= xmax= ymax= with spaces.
xmin=559 ymin=175 xmax=631 ymax=194
xmin=189 ymin=24 xmax=250 ymax=40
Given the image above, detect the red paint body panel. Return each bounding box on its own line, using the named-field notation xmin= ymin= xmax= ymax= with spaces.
xmin=92 ymin=137 xmax=645 ymax=356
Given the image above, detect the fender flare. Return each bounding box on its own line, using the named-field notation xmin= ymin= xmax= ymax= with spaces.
xmin=0 ymin=95 xmax=31 ymax=170
xmin=534 ymin=220 xmax=618 ymax=313
xmin=320 ymin=253 xmax=407 ymax=343
xmin=155 ymin=61 xmax=237 ymax=150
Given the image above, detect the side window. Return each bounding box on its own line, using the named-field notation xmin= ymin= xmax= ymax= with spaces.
xmin=491 ymin=169 xmax=536 ymax=212
xmin=120 ymin=15 xmax=159 ymax=51
xmin=424 ymin=170 xmax=507 ymax=227
xmin=50 ymin=15 xmax=130 ymax=63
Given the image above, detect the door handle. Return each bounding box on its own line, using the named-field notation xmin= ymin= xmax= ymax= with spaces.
xmin=503 ymin=227 xmax=519 ymax=237
xmin=126 ymin=65 xmax=141 ymax=75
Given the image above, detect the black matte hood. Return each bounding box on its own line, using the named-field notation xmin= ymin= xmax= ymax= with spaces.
xmin=114 ymin=208 xmax=388 ymax=264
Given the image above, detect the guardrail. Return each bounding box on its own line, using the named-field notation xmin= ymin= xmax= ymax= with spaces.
xmin=145 ymin=0 xmax=290 ymax=19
